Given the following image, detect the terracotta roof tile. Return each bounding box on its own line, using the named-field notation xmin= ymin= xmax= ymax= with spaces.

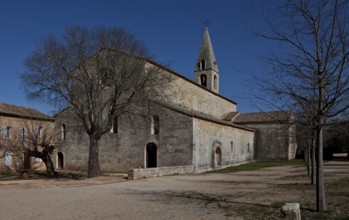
xmin=234 ymin=111 xmax=292 ymax=124
xmin=222 ymin=112 xmax=240 ymax=121
xmin=0 ymin=102 xmax=52 ymax=121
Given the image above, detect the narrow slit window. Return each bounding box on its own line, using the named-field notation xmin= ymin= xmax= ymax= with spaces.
xmin=61 ymin=124 xmax=66 ymax=140
xmin=111 ymin=117 xmax=118 ymax=134
xmin=214 ymin=75 xmax=217 ymax=90
xmin=151 ymin=115 xmax=160 ymax=135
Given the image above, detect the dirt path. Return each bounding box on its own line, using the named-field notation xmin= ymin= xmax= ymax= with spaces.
xmin=0 ymin=159 xmax=348 ymax=219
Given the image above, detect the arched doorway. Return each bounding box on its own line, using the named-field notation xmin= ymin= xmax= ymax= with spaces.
xmin=146 ymin=143 xmax=157 ymax=168
xmin=57 ymin=152 xmax=64 ymax=170
xmin=215 ymin=147 xmax=222 ymax=167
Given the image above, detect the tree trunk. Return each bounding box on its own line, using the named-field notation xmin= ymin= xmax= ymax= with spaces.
xmin=316 ymin=121 xmax=327 ymax=211
xmin=88 ymin=135 xmax=101 ymax=178
xmin=311 ymin=137 xmax=316 ymax=185
xmin=305 ymin=141 xmax=310 ymax=176
xmin=42 ymin=154 xmax=56 ymax=177
xmin=23 ymin=153 xmax=31 ymax=170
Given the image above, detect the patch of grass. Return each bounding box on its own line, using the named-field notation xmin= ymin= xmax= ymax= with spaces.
xmin=301 ymin=209 xmax=349 ymax=220
xmin=280 ymin=174 xmax=309 ymax=180
xmin=275 ymin=183 xmax=315 ymax=191
xmin=221 ymin=204 xmax=232 ymax=211
xmin=235 ymin=204 xmax=282 ymax=220
xmin=329 ymin=177 xmax=349 ymax=189
xmin=206 ymin=159 xmax=304 ymax=173
xmin=271 ymin=202 xmax=284 ymax=209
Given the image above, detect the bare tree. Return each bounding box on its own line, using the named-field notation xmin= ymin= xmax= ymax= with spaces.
xmin=21 ymin=122 xmax=58 ymax=176
xmin=21 ymin=26 xmax=167 ymax=177
xmin=253 ymin=0 xmax=349 ymax=211
xmin=1 ymin=121 xmax=58 ymax=177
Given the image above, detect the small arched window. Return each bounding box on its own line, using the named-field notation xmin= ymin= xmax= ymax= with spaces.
xmin=231 ymin=141 xmax=234 ymax=152
xmin=200 ymin=74 xmax=207 ymax=87
xmin=61 ymin=124 xmax=66 ymax=140
xmin=151 ymin=115 xmax=160 ymax=135
xmin=110 ymin=117 xmax=118 ymax=134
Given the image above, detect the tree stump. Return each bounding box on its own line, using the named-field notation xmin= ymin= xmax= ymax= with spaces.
xmin=281 ymin=203 xmax=301 ymax=220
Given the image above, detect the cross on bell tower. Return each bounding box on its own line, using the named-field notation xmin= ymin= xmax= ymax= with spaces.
xmin=194 ymin=25 xmax=219 ymax=93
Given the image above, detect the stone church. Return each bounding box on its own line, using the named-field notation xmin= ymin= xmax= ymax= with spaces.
xmin=53 ymin=27 xmax=297 ymax=178
xmin=0 ymin=27 xmax=297 ymax=177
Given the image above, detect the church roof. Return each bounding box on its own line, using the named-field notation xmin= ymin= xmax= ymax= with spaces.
xmin=233 ymin=111 xmax=293 ymax=124
xmin=0 ymin=102 xmax=53 ymax=121
xmin=194 ymin=27 xmax=219 ymax=73
xmin=155 ymin=101 xmax=254 ymax=132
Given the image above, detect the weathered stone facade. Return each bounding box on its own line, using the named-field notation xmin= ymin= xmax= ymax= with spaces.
xmin=55 ymin=98 xmax=251 ymax=173
xmin=193 ymin=118 xmax=254 ymax=172
xmin=0 ymin=103 xmax=54 ymax=173
xmin=234 ymin=111 xmax=297 ymax=160
xmin=55 ymin=103 xmax=195 ymax=172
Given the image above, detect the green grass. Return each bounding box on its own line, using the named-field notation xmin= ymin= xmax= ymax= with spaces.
xmin=206 ymin=159 xmax=304 ymax=174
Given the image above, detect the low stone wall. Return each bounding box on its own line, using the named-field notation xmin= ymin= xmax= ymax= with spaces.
xmin=128 ymin=165 xmax=194 ymax=180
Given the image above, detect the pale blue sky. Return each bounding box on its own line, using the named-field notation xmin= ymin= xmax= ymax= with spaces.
xmin=0 ymin=0 xmax=282 ymax=115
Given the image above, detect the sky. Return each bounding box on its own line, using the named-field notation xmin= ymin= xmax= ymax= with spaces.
xmin=0 ymin=0 xmax=282 ymax=116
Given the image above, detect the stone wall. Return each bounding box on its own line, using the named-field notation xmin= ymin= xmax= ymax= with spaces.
xmin=55 ymin=104 xmax=194 ymax=172
xmin=128 ymin=165 xmax=194 ymax=180
xmin=192 ymin=118 xmax=255 ymax=172
xmin=149 ymin=63 xmax=237 ymax=118
xmin=242 ymin=123 xmax=297 ymax=160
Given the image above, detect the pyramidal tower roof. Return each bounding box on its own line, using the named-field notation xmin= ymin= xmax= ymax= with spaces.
xmin=194 ymin=27 xmax=219 ymax=73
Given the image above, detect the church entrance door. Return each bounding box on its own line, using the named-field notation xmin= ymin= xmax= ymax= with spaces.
xmin=146 ymin=142 xmax=157 ymax=168
xmin=215 ymin=147 xmax=222 ymax=167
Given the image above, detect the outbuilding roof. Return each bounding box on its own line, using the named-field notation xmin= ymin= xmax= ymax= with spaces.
xmin=0 ymin=102 xmax=53 ymax=121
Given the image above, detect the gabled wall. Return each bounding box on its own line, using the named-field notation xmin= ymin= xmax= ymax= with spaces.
xmin=192 ymin=118 xmax=254 ymax=172
xmin=239 ymin=123 xmax=297 ymax=160
xmin=147 ymin=62 xmax=237 ymax=118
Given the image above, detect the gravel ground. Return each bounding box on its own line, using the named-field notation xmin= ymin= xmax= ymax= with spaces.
xmin=0 ymin=159 xmax=348 ymax=220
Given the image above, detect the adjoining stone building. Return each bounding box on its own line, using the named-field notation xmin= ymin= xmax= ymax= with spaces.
xmin=233 ymin=111 xmax=297 ymax=160
xmin=0 ymin=103 xmax=54 ymax=173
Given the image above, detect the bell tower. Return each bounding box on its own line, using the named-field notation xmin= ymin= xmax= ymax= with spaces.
xmin=194 ymin=26 xmax=219 ymax=93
